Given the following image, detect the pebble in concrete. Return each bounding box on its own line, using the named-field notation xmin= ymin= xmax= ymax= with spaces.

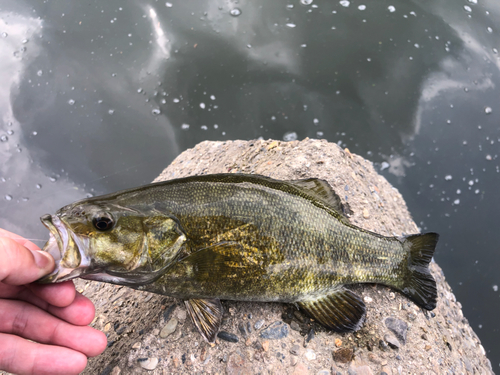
xmin=305 ymin=348 xmax=316 ymax=361
xmin=333 ymin=348 xmax=353 ymax=363
xmin=218 ymin=331 xmax=239 ymax=343
xmin=137 ymin=357 xmax=159 ymax=371
xmin=384 ymin=317 xmax=408 ymax=345
xmin=160 ymin=318 xmax=178 ymax=338
xmin=259 ymin=321 xmax=289 ymax=340
xmin=384 ymin=333 xmax=401 ymax=349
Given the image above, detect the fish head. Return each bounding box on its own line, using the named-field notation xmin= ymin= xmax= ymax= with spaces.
xmin=39 ymin=200 xmax=186 ymax=285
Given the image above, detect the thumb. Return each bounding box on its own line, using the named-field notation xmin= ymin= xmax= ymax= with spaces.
xmin=0 ymin=237 xmax=55 ymax=285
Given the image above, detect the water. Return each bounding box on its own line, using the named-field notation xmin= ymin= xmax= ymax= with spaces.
xmin=0 ymin=0 xmax=499 ymax=367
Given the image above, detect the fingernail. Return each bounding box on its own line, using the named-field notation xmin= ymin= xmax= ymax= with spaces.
xmin=31 ymin=249 xmax=54 ymax=270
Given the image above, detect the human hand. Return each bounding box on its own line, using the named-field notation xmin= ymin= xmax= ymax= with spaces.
xmin=0 ymin=228 xmax=107 ymax=375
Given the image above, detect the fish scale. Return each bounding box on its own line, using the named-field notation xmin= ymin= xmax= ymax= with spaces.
xmin=39 ymin=173 xmax=438 ymax=342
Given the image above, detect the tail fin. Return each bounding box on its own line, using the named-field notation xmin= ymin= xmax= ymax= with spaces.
xmin=401 ymin=233 xmax=439 ymax=310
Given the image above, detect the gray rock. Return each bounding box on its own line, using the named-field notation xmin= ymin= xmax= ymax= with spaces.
xmin=218 ymin=331 xmax=239 ymax=343
xmin=254 ymin=319 xmax=265 ymax=330
xmin=137 ymin=357 xmax=158 ymax=371
xmin=259 ymin=321 xmax=289 ymax=340
xmin=160 ymin=318 xmax=178 ymax=338
xmin=379 ymin=339 xmax=389 ymax=351
xmin=384 ymin=333 xmax=401 ymax=349
xmin=384 ymin=317 xmax=408 ymax=345
xmin=290 ymin=345 xmax=300 ymax=356
xmin=290 ymin=320 xmax=301 ymax=332
xmin=317 ymin=370 xmax=330 ymax=375
xmin=238 ymin=322 xmax=250 ymax=338
xmin=78 ymin=139 xmax=494 ymax=375
xmin=304 ymin=327 xmax=315 ymax=347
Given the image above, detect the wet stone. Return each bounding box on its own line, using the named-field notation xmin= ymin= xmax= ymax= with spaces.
xmin=259 ymin=321 xmax=289 ymax=340
xmin=384 ymin=333 xmax=400 ymax=349
xmin=137 ymin=357 xmax=158 ymax=371
xmin=218 ymin=331 xmax=239 ymax=343
xmin=160 ymin=318 xmax=178 ymax=338
xmin=333 ymin=348 xmax=354 ymax=363
xmin=385 ymin=317 xmax=407 ymax=344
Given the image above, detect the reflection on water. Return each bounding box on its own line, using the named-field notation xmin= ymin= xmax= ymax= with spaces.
xmin=0 ymin=0 xmax=499 ymax=367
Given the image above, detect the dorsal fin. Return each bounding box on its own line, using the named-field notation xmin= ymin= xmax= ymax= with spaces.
xmin=287 ymin=178 xmax=348 ymax=219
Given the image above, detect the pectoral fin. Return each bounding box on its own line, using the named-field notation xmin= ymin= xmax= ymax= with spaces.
xmin=185 ymin=298 xmax=224 ymax=343
xmin=298 ymin=288 xmax=366 ymax=332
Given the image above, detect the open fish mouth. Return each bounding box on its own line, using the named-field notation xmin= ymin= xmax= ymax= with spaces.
xmin=38 ymin=214 xmax=91 ymax=283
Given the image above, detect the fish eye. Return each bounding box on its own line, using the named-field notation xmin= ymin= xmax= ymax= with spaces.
xmin=92 ymin=215 xmax=114 ymax=231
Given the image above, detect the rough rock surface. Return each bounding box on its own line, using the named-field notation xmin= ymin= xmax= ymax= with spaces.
xmin=76 ymin=139 xmax=492 ymax=374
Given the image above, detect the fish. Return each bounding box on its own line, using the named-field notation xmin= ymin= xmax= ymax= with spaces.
xmin=38 ymin=173 xmax=438 ymax=342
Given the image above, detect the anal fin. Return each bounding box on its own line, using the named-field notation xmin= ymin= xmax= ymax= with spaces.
xmin=298 ymin=288 xmax=366 ymax=332
xmin=185 ymin=298 xmax=223 ymax=343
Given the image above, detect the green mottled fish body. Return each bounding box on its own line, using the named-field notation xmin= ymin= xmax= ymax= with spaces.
xmin=39 ymin=174 xmax=438 ymax=342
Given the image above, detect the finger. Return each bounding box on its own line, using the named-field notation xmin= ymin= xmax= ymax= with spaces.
xmin=0 ymin=237 xmax=54 ymax=285
xmin=48 ymin=292 xmax=96 ymax=326
xmin=0 ymin=299 xmax=107 ymax=357
xmin=28 ymin=280 xmax=77 ymax=308
xmin=0 ymin=228 xmax=41 ymax=252
xmin=0 ymin=333 xmax=88 ymax=375
xmin=5 ymin=285 xmax=95 ymax=326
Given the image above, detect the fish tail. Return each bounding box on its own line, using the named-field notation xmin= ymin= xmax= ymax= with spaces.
xmin=401 ymin=233 xmax=439 ymax=310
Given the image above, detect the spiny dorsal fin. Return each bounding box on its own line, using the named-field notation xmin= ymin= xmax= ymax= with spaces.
xmin=185 ymin=298 xmax=223 ymax=343
xmin=287 ymin=178 xmax=348 ymax=220
xmin=298 ymin=287 xmax=366 ymax=332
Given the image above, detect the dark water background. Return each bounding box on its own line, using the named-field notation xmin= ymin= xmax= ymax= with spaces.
xmin=1 ymin=0 xmax=499 ymax=367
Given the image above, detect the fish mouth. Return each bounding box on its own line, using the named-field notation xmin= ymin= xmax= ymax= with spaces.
xmin=38 ymin=214 xmax=91 ymax=283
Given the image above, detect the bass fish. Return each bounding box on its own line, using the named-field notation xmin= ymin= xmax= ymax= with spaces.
xmin=39 ymin=173 xmax=438 ymax=342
